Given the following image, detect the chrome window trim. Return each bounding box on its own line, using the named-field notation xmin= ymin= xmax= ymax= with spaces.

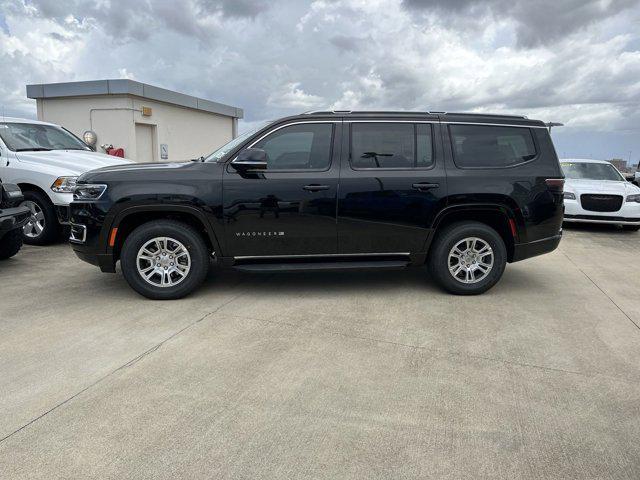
xmin=246 ymin=120 xmax=341 ymax=149
xmin=348 ymin=121 xmax=436 ymax=171
xmin=229 ymin=120 xmax=340 ymax=173
xmin=448 ymin=123 xmax=541 ymax=170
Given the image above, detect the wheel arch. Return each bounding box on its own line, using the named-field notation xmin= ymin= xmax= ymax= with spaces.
xmin=426 ymin=204 xmax=520 ymax=262
xmin=16 ymin=182 xmax=52 ymax=200
xmin=107 ymin=205 xmax=222 ymax=261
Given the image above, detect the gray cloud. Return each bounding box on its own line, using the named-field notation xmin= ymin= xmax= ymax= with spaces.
xmin=329 ymin=35 xmax=368 ymax=52
xmin=8 ymin=0 xmax=269 ymax=42
xmin=402 ymin=0 xmax=639 ymax=47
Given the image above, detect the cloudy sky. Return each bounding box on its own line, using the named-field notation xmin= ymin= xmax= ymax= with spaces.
xmin=1 ymin=0 xmax=639 ymax=163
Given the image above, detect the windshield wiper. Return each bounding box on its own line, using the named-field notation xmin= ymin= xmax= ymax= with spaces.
xmin=15 ymin=148 xmax=52 ymax=152
xmin=56 ymin=147 xmax=89 ymax=151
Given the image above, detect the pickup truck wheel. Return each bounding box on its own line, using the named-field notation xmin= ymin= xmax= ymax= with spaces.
xmin=20 ymin=190 xmax=61 ymax=245
xmin=428 ymin=222 xmax=507 ymax=295
xmin=0 ymin=230 xmax=23 ymax=260
xmin=120 ymin=220 xmax=209 ymax=300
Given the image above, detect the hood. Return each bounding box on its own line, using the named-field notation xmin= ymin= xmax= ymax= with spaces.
xmin=86 ymin=161 xmax=191 ymax=175
xmin=78 ymin=159 xmax=210 ymax=184
xmin=564 ymin=178 xmax=640 ymax=196
xmin=15 ymin=150 xmax=132 ymax=176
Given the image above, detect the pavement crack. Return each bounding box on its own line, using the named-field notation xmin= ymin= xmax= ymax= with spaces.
xmin=561 ymin=250 xmax=640 ymax=332
xmin=0 ymin=287 xmax=248 ymax=445
xmin=225 ymin=313 xmax=596 ymax=380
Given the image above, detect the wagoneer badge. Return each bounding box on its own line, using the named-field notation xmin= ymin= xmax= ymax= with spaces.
xmin=236 ymin=231 xmax=285 ymax=237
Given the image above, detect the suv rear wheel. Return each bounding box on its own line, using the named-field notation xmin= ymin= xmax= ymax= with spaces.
xmin=120 ymin=220 xmax=210 ymax=300
xmin=428 ymin=221 xmax=507 ymax=295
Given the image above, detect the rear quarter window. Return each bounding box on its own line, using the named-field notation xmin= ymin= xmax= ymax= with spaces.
xmin=450 ymin=124 xmax=537 ymax=168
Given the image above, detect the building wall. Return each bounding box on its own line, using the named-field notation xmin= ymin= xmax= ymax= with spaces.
xmin=37 ymin=95 xmax=234 ymax=162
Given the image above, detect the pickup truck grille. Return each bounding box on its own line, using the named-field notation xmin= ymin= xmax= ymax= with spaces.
xmin=580 ymin=194 xmax=623 ymax=212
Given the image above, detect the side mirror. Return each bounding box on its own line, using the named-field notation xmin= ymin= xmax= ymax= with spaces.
xmin=232 ymin=148 xmax=268 ymax=171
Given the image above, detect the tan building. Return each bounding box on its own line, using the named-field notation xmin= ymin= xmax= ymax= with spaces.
xmin=26 ymin=79 xmax=243 ymax=162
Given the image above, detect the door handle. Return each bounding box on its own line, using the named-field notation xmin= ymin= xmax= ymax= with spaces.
xmin=303 ymin=184 xmax=330 ymax=192
xmin=412 ymin=182 xmax=439 ymax=191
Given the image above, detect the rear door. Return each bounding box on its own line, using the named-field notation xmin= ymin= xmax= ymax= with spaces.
xmin=337 ymin=117 xmax=447 ymax=254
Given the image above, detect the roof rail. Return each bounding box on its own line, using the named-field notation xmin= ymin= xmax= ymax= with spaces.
xmin=444 ymin=112 xmax=528 ymax=119
xmin=300 ymin=110 xmax=532 ymax=120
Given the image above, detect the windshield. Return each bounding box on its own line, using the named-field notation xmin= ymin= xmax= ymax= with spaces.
xmin=204 ymin=121 xmax=273 ymax=162
xmin=561 ymin=162 xmax=624 ymax=181
xmin=0 ymin=122 xmax=90 ymax=152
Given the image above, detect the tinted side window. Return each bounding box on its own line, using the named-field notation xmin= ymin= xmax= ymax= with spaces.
xmin=351 ymin=123 xmax=433 ymax=169
xmin=254 ymin=123 xmax=333 ymax=170
xmin=449 ymin=125 xmax=537 ymax=168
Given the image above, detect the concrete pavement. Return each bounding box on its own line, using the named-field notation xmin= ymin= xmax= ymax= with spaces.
xmin=0 ymin=225 xmax=639 ymax=479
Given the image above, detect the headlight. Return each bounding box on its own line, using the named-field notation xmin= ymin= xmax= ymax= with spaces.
xmin=51 ymin=176 xmax=78 ymax=193
xmin=563 ymin=192 xmax=576 ymax=200
xmin=73 ymin=184 xmax=107 ymax=200
xmin=627 ymin=194 xmax=640 ymax=203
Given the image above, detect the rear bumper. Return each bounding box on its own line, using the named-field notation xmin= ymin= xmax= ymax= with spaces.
xmin=511 ymin=233 xmax=562 ymax=263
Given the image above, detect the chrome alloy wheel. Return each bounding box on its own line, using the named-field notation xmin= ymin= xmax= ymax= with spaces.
xmin=136 ymin=237 xmax=191 ymax=288
xmin=22 ymin=200 xmax=45 ymax=238
xmin=447 ymin=237 xmax=494 ymax=284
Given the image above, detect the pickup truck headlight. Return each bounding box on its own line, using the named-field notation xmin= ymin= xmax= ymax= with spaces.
xmin=73 ymin=184 xmax=107 ymax=201
xmin=563 ymin=192 xmax=576 ymax=200
xmin=627 ymin=194 xmax=640 ymax=203
xmin=51 ymin=176 xmax=78 ymax=193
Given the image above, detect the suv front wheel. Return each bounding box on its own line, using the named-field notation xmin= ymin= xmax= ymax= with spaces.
xmin=120 ymin=220 xmax=210 ymax=300
xmin=428 ymin=221 xmax=507 ymax=295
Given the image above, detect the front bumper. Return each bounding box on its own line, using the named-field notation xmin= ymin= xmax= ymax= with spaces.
xmin=564 ymin=198 xmax=640 ymax=225
xmin=68 ymin=200 xmax=116 ymax=272
xmin=54 ymin=204 xmax=71 ymax=225
xmin=0 ymin=206 xmax=31 ymax=237
xmin=511 ymin=233 xmax=562 ymax=263
xmin=563 ymin=214 xmax=640 ymax=225
xmin=71 ymin=247 xmax=116 ymax=272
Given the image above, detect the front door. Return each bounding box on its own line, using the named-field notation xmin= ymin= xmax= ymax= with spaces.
xmin=223 ymin=121 xmax=341 ymax=257
xmin=337 ymin=119 xmax=447 ymax=254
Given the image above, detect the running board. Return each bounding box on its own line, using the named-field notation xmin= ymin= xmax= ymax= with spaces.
xmin=232 ymin=260 xmax=410 ymax=273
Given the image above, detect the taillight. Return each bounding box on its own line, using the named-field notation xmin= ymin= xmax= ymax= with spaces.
xmin=545 ymin=178 xmax=564 ymax=193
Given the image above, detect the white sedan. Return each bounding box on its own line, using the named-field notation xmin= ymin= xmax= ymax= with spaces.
xmin=561 ymin=158 xmax=640 ymax=231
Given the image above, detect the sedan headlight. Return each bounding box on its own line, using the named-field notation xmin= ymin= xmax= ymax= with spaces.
xmin=563 ymin=192 xmax=576 ymax=200
xmin=627 ymin=194 xmax=640 ymax=203
xmin=73 ymin=184 xmax=107 ymax=201
xmin=51 ymin=176 xmax=78 ymax=193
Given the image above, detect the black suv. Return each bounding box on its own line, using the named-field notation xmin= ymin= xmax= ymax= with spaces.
xmin=69 ymin=111 xmax=564 ymax=299
xmin=0 ymin=182 xmax=30 ymax=260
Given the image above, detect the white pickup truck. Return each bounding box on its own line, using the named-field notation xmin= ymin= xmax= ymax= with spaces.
xmin=0 ymin=117 xmax=131 ymax=244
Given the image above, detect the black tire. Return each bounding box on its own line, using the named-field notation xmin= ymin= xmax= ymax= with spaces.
xmin=428 ymin=221 xmax=507 ymax=295
xmin=20 ymin=190 xmax=61 ymax=245
xmin=120 ymin=220 xmax=209 ymax=300
xmin=622 ymin=225 xmax=640 ymax=232
xmin=0 ymin=229 xmax=23 ymax=260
